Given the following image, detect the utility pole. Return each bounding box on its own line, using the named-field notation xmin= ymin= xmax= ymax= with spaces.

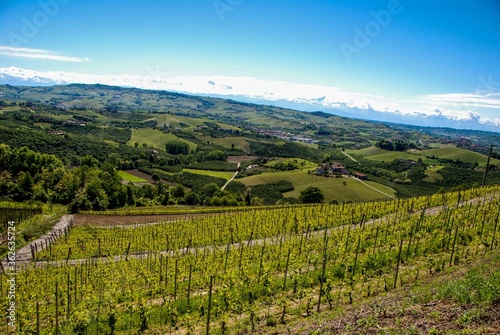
xmin=482 ymin=145 xmax=495 ymax=187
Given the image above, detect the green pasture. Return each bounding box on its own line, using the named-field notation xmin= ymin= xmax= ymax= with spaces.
xmin=239 ymin=170 xmax=396 ymax=203
xmin=154 ymin=114 xmax=206 ymax=128
xmin=264 ymin=158 xmax=317 ymax=170
xmin=205 ymin=136 xmax=250 ymax=152
xmin=346 ymin=146 xmax=388 ymax=157
xmin=425 ymin=164 xmax=446 ymax=183
xmin=349 ymin=145 xmax=500 ymax=167
xmin=183 ymin=168 xmax=234 ymax=180
xmin=127 ymin=128 xmax=198 ymax=151
xmin=117 ymin=170 xmax=148 ymax=183
xmin=363 ymin=151 xmax=428 ymax=163
xmin=104 ymin=140 xmax=120 ymax=147
xmin=419 ymin=147 xmax=500 ymax=166
xmin=34 ymin=122 xmax=52 ymax=129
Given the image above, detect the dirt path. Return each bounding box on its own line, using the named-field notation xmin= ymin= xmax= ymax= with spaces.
xmin=1 ymin=215 xmax=74 ymax=268
xmin=349 ymin=175 xmax=396 ymax=199
xmin=341 ymin=151 xmax=361 ymax=164
xmin=221 ymin=162 xmax=241 ymax=191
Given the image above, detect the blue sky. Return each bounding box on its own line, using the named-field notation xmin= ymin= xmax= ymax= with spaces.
xmin=1 ymin=0 xmax=500 ymax=128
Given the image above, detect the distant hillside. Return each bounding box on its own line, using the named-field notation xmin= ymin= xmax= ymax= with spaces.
xmin=1 ymin=83 xmax=499 ymax=204
xmin=1 ymin=83 xmax=498 ymax=152
xmin=0 ymin=83 xmax=407 ymax=149
xmin=2 ymin=67 xmax=499 ymax=132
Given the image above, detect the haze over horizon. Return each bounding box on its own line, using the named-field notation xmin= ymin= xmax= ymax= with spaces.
xmin=1 ymin=0 xmax=499 ymax=131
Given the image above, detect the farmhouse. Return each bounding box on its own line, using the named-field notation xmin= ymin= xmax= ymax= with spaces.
xmin=330 ymin=163 xmax=349 ymax=175
xmin=353 ymin=172 xmax=368 ymax=180
xmin=316 ymin=162 xmax=349 ymax=175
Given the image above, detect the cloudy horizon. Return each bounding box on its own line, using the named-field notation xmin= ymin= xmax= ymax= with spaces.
xmin=1 ymin=1 xmax=499 ymax=131
xmin=1 ymin=64 xmax=499 ymax=132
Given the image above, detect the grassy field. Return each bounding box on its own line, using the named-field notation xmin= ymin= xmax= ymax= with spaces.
xmin=264 ymin=158 xmax=317 ymax=170
xmin=423 ymin=165 xmax=445 ymax=182
xmin=363 ymin=151 xmax=429 ymax=163
xmin=239 ymin=170 xmax=396 ymax=202
xmin=117 ymin=170 xmax=148 ymax=183
xmin=154 ymin=114 xmax=206 ymax=128
xmin=33 ymin=122 xmax=52 ymax=129
xmin=346 ymin=146 xmax=429 ymax=163
xmin=204 ymin=136 xmax=250 ymax=152
xmin=348 ymin=145 xmax=500 ymax=166
xmin=152 ymin=114 xmax=240 ymax=131
xmin=215 ymin=122 xmax=241 ymax=130
xmin=104 ymin=140 xmax=120 ymax=147
xmin=419 ymin=146 xmax=500 ymax=166
xmin=127 ymin=128 xmax=198 ymax=151
xmin=346 ymin=146 xmax=388 ymax=157
xmin=183 ymin=168 xmax=234 ymax=180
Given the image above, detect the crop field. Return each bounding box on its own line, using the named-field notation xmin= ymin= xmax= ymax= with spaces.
xmin=346 ymin=146 xmax=388 ymax=157
xmin=282 ymin=176 xmax=396 ymax=202
xmin=117 ymin=170 xmax=149 ymax=183
xmin=183 ymin=169 xmax=235 ymax=180
xmin=154 ymin=114 xmax=206 ymax=128
xmin=348 ymin=145 xmax=500 ymax=167
xmin=205 ymin=137 xmax=250 ymax=152
xmin=239 ymin=170 xmax=396 ymax=203
xmin=103 ymin=140 xmax=120 ymax=147
xmin=420 ymin=146 xmax=500 ymax=166
xmin=423 ymin=165 xmax=445 ymax=183
xmin=264 ymin=158 xmax=317 ymax=170
xmin=361 ymin=151 xmax=428 ymax=163
xmin=127 ymin=129 xmax=198 ymax=151
xmin=1 ymin=186 xmax=498 ymax=334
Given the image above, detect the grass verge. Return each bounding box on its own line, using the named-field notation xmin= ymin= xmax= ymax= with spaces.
xmin=0 ymin=203 xmax=67 ymax=258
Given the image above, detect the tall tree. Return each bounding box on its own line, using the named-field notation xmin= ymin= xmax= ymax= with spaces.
xmin=299 ymin=186 xmax=324 ymax=204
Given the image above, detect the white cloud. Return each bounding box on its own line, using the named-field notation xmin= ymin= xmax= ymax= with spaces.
xmin=0 ymin=66 xmax=498 ymax=127
xmin=0 ymin=46 xmax=90 ymax=63
xmin=423 ymin=93 xmax=500 ymax=109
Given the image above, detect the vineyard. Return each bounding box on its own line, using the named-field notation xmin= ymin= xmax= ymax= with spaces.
xmin=0 ymin=203 xmax=42 ymax=235
xmin=1 ymin=186 xmax=499 ymax=334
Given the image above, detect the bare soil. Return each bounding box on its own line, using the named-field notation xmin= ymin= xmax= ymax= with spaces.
xmin=124 ymin=169 xmax=176 ymax=186
xmin=227 ymin=155 xmax=259 ymax=163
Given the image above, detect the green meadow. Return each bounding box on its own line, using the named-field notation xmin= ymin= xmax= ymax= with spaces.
xmin=183 ymin=168 xmax=235 ymax=180
xmin=239 ymin=170 xmax=396 ymax=203
xmin=116 ymin=170 xmax=148 ymax=183
xmin=127 ymin=128 xmax=198 ymax=151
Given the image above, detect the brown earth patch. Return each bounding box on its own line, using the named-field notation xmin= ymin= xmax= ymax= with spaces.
xmin=124 ymin=169 xmax=155 ymax=183
xmin=227 ymin=155 xmax=259 ymax=163
xmin=123 ymin=169 xmax=176 ymax=186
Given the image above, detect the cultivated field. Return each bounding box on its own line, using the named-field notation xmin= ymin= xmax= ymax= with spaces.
xmin=117 ymin=170 xmax=148 ymax=183
xmin=239 ymin=170 xmax=397 ymax=203
xmin=127 ymin=128 xmax=198 ymax=151
xmin=2 ymin=186 xmax=498 ymax=334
